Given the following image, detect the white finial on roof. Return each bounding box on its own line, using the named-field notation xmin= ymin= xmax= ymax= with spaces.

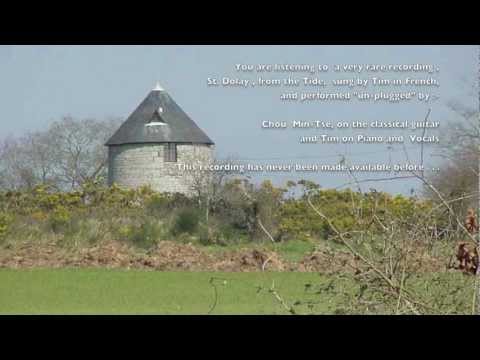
xmin=153 ymin=81 xmax=165 ymax=91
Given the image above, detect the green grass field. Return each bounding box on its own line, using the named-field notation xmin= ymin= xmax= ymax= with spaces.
xmin=0 ymin=269 xmax=473 ymax=314
xmin=0 ymin=269 xmax=347 ymax=314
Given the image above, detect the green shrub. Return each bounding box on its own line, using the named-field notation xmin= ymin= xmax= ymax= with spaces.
xmin=197 ymin=225 xmax=226 ymax=246
xmin=172 ymin=208 xmax=200 ymax=236
xmin=71 ymin=218 xmax=105 ymax=246
xmin=48 ymin=206 xmax=72 ymax=233
xmin=198 ymin=227 xmax=212 ymax=246
xmin=217 ymin=224 xmax=239 ymax=243
xmin=0 ymin=211 xmax=13 ymax=240
xmin=121 ymin=220 xmax=164 ymax=249
xmin=146 ymin=193 xmax=170 ymax=216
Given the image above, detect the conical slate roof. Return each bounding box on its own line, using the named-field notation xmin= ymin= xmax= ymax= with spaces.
xmin=106 ymin=84 xmax=214 ymax=146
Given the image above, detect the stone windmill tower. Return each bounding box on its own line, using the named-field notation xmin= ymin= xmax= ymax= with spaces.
xmin=105 ymin=83 xmax=215 ymax=195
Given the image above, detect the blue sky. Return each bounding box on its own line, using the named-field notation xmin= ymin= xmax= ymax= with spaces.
xmin=0 ymin=45 xmax=477 ymax=194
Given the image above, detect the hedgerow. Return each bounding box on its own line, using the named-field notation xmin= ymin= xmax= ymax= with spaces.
xmin=0 ymin=180 xmax=454 ymax=250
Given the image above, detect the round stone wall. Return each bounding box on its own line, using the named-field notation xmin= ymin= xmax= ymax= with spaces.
xmin=108 ymin=143 xmax=214 ymax=195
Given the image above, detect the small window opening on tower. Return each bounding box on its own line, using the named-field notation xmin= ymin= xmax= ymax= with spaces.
xmin=164 ymin=143 xmax=177 ymax=162
xmin=146 ymin=107 xmax=167 ymax=127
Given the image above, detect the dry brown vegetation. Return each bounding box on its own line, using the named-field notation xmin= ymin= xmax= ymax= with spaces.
xmin=0 ymin=240 xmax=289 ymax=271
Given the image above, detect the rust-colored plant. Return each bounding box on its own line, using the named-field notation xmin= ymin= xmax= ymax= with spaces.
xmin=454 ymin=209 xmax=479 ymax=275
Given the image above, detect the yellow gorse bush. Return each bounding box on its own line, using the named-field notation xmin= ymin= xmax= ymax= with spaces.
xmin=0 ymin=211 xmax=13 ymax=238
xmin=0 ymin=179 xmax=448 ymax=246
xmin=278 ymin=187 xmax=437 ymax=240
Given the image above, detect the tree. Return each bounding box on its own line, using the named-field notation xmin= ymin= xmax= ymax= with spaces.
xmin=423 ymin=101 xmax=479 ymax=231
xmin=0 ymin=137 xmax=35 ymax=190
xmin=48 ymin=116 xmax=121 ymax=190
xmin=0 ymin=116 xmax=122 ymax=191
